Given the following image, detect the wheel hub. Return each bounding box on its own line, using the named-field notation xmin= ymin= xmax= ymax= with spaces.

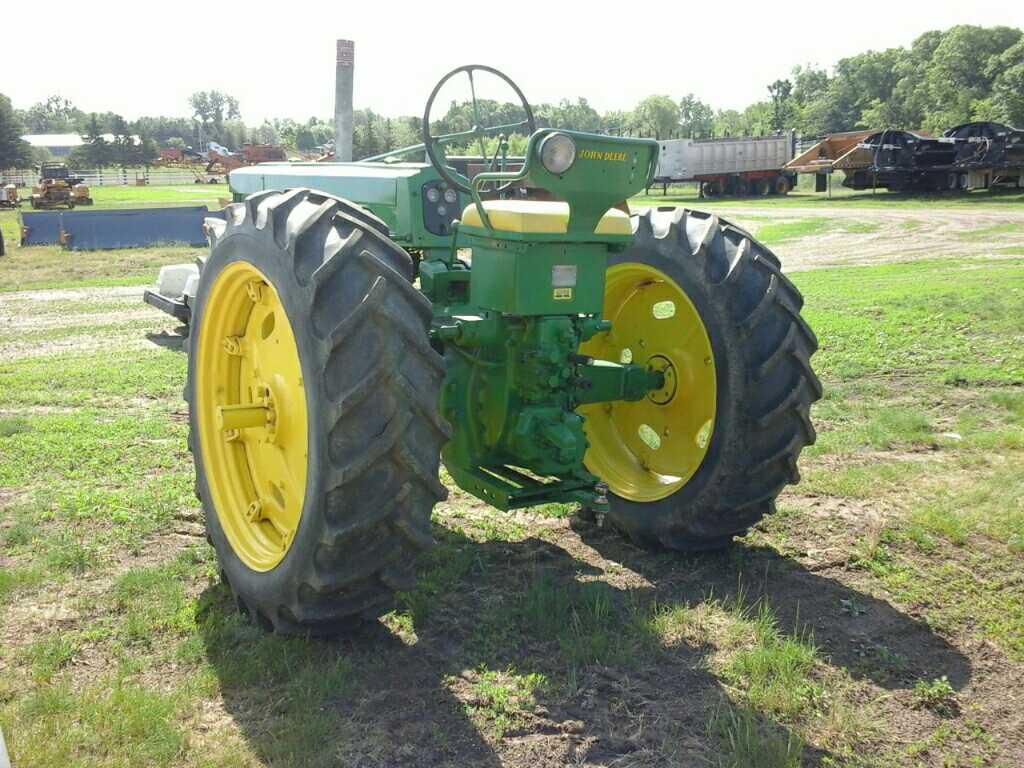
xmin=646 ymin=355 xmax=677 ymax=405
xmin=579 ymin=263 xmax=717 ymax=502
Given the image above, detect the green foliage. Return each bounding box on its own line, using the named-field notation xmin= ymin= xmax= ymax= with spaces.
xmin=16 ymin=94 xmax=84 ymax=133
xmin=912 ymin=676 xmax=957 ymax=713
xmin=679 ymin=93 xmax=714 ymax=137
xmin=0 ymin=92 xmax=31 ymax=168
xmin=786 ymin=24 xmax=1023 ymax=135
xmin=634 ymin=95 xmax=681 ymax=139
xmin=189 ymin=90 xmax=244 ymax=149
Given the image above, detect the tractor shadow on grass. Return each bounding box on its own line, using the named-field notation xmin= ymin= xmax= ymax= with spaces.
xmin=196 ymin=566 xmax=506 ymax=768
xmin=572 ymin=519 xmax=973 ymax=693
xmin=196 ymin=516 xmax=971 ymax=767
xmin=145 ymin=327 xmax=188 ymax=352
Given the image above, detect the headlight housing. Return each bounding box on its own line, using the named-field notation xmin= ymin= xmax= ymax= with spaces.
xmin=539 ymin=132 xmax=576 ymax=175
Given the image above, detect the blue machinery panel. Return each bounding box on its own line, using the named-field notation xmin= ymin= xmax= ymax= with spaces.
xmin=20 ymin=211 xmax=63 ymax=245
xmin=20 ymin=207 xmax=226 ymax=250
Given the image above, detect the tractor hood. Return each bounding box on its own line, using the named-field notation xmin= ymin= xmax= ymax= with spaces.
xmin=230 ymin=161 xmax=429 ymax=207
xmin=228 ymin=161 xmax=450 ymax=247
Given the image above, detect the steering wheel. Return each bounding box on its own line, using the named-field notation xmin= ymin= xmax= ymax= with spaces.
xmin=422 ymin=64 xmax=536 ymax=195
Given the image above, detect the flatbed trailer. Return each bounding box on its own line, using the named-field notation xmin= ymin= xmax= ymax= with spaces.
xmin=786 ymin=123 xmax=1024 ymax=193
xmin=650 ymin=132 xmax=797 ymax=197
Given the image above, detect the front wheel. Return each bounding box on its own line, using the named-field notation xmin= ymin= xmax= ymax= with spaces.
xmin=579 ymin=208 xmax=821 ymax=550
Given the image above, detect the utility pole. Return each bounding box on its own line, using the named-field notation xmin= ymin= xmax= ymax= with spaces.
xmin=335 ymin=40 xmax=355 ymax=162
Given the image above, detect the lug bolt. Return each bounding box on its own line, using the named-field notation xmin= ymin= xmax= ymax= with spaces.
xmin=246 ymin=280 xmax=266 ymax=304
xmin=223 ymin=336 xmax=242 ymax=356
xmin=245 ymin=499 xmax=263 ymax=522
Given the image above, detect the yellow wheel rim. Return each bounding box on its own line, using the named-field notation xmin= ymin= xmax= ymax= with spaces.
xmin=580 ymin=263 xmax=716 ymax=502
xmin=196 ymin=261 xmax=308 ymax=571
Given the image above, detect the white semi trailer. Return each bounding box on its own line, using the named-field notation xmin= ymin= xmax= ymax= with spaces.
xmin=652 ymin=132 xmax=797 ymax=197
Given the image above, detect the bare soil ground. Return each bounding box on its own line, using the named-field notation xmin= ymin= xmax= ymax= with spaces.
xmin=641 ymin=204 xmax=1024 ymax=272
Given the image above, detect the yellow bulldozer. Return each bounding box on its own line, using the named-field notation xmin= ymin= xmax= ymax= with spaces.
xmin=29 ymin=163 xmax=93 ymax=209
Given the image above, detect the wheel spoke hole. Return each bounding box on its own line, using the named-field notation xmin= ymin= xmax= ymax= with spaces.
xmin=696 ymin=419 xmax=713 ymax=449
xmin=261 ymin=312 xmax=276 ymax=339
xmin=652 ymin=300 xmax=676 ymax=319
xmin=638 ymin=423 xmax=661 ymax=451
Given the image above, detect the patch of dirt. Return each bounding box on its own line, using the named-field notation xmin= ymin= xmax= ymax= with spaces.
xmin=716 ymin=206 xmax=1024 ymax=272
xmin=0 ymin=333 xmax=160 ymax=361
xmin=0 ymin=487 xmax=20 ymax=511
xmin=0 ymin=285 xmax=145 ymax=303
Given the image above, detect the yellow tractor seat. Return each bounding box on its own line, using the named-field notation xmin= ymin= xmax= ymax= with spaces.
xmin=461 ymin=199 xmax=632 ymax=236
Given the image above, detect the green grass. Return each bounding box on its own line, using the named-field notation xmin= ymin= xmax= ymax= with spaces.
xmin=87 ymin=184 xmax=229 ymax=209
xmin=4 ymin=679 xmax=186 ymax=767
xmin=461 ymin=668 xmax=548 ymax=737
xmin=2 ymin=224 xmax=1024 ymax=766
xmin=24 ymin=634 xmax=79 ymax=682
xmin=710 ymin=705 xmax=804 ymax=768
xmin=719 ymin=600 xmax=821 ymax=720
xmin=752 ymin=217 xmax=832 ymax=245
xmin=0 ymin=240 xmax=203 ymax=292
xmin=794 ymin=258 xmax=1024 ymax=384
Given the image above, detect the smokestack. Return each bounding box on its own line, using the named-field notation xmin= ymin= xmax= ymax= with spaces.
xmin=334 ymin=39 xmax=354 ymax=162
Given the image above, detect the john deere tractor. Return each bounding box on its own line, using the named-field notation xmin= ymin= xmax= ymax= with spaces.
xmin=177 ymin=66 xmax=820 ymax=635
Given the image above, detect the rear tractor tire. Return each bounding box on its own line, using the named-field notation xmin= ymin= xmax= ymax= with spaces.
xmin=186 ymin=188 xmax=450 ymax=636
xmin=580 ymin=208 xmax=821 ymax=551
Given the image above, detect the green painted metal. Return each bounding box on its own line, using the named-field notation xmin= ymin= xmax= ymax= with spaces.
xmin=421 ymin=128 xmax=662 ymax=510
xmin=469 ymin=241 xmax=608 ymax=316
xmin=466 ymin=129 xmax=659 ymax=241
xmin=230 ymin=98 xmax=663 ymax=512
xmin=229 ymin=161 xmax=457 ymax=249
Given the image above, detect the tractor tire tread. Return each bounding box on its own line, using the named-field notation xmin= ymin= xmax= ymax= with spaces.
xmin=189 ymin=188 xmax=447 ymax=637
xmin=602 ymin=208 xmax=820 ymax=551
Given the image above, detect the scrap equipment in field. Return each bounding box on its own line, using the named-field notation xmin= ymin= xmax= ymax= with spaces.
xmin=787 ymin=122 xmax=1024 ymax=193
xmin=651 ymin=133 xmax=797 ymax=197
xmin=0 ymin=184 xmax=19 ymax=209
xmin=146 ymin=65 xmax=821 ymax=635
xmin=29 ymin=163 xmax=93 ymax=209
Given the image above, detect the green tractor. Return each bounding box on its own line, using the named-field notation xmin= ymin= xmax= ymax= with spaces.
xmin=182 ymin=66 xmax=820 ymax=634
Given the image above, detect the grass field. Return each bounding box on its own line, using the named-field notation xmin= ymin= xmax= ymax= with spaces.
xmin=1 ymin=204 xmax=1023 ymax=767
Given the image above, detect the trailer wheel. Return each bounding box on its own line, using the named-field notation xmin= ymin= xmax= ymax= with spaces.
xmin=702 ymin=181 xmax=721 ymax=197
xmin=733 ymin=178 xmax=750 ymax=196
xmin=580 ymin=208 xmax=821 ymax=551
xmin=756 ymin=179 xmax=772 ymax=196
xmin=773 ymin=176 xmax=791 ymax=195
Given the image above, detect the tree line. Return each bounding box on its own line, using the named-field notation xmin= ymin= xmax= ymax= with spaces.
xmin=1 ymin=25 xmax=1022 ymax=169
